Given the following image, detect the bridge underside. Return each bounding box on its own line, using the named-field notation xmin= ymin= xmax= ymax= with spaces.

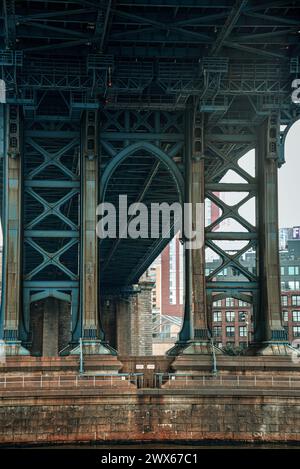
xmin=0 ymin=1 xmax=300 ymax=358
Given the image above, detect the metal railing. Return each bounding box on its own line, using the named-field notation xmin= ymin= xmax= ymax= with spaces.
xmin=2 ymin=372 xmax=300 ymax=391
xmin=0 ymin=373 xmax=144 ymax=391
xmin=154 ymin=373 xmax=300 ymax=389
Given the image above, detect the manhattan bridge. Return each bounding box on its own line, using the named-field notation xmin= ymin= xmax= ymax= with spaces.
xmin=0 ymin=0 xmax=300 ymax=360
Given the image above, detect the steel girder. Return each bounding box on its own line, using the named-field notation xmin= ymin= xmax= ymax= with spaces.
xmin=22 ymin=111 xmax=80 ymax=345
xmin=99 ymin=109 xmax=185 ymax=289
xmin=0 ymin=1 xmax=299 ymax=353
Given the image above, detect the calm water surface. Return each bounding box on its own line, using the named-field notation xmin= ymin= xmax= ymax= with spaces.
xmin=15 ymin=442 xmax=300 ymax=449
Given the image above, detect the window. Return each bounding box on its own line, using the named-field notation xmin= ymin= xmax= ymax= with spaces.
xmin=288 ymin=266 xmax=300 ymax=276
xmin=226 ymin=326 xmax=235 ymax=337
xmin=288 ymin=281 xmax=300 ymax=290
xmin=162 ymin=324 xmax=171 ymax=338
xmin=226 ymin=311 xmax=235 ymax=322
xmin=225 ymin=298 xmax=235 ymax=307
xmin=238 ymin=300 xmax=248 ymax=307
xmin=213 ymin=299 xmax=222 ymax=307
xmin=213 ymin=326 xmax=222 ymax=337
xmin=281 ymin=295 xmax=288 ymax=306
xmin=239 ymin=311 xmax=248 ymax=322
xmin=292 ymin=295 xmax=300 ymax=306
xmin=293 ymin=326 xmax=300 ymax=337
xmin=226 ymin=341 xmax=234 ymax=346
xmin=239 ymin=326 xmax=247 ymax=337
xmin=282 ymin=311 xmax=289 ymax=322
xmin=213 ymin=311 xmax=222 ymax=322
xmin=239 ymin=342 xmax=247 ymax=349
xmin=292 ymin=311 xmax=300 ymax=322
xmin=281 ymin=266 xmax=285 ymax=276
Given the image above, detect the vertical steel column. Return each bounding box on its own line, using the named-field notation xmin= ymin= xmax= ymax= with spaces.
xmin=169 ymin=107 xmax=214 ymax=356
xmin=1 ymin=105 xmax=28 ymax=353
xmin=81 ymin=110 xmax=102 ymax=340
xmin=177 ymin=106 xmax=194 ymax=344
xmin=256 ymin=114 xmax=288 ymax=353
xmin=72 ymin=110 xmax=116 ymax=355
xmin=191 ymin=113 xmax=208 ymax=340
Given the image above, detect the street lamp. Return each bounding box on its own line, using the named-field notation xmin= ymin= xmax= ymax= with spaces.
xmin=240 ymin=312 xmax=249 ymax=349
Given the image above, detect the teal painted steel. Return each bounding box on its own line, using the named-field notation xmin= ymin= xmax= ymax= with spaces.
xmin=0 ymin=1 xmax=300 ymax=352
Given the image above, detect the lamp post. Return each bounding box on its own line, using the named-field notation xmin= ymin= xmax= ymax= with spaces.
xmin=79 ymin=337 xmax=84 ymax=374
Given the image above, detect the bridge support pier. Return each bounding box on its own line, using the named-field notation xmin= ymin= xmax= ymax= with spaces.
xmin=70 ymin=110 xmax=116 ymax=358
xmin=0 ymin=105 xmax=29 ymax=356
xmin=168 ymin=108 xmax=221 ymax=359
xmin=252 ymin=115 xmax=292 ymax=355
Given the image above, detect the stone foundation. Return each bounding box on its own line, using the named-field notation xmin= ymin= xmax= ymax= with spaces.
xmin=1 ymin=356 xmax=300 ymax=444
xmin=1 ymin=389 xmax=300 ymax=444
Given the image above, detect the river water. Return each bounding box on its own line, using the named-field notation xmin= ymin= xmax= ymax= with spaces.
xmin=14 ymin=442 xmax=300 ymax=449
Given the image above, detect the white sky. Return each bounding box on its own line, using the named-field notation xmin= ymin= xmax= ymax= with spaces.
xmin=278 ymin=120 xmax=300 ymax=228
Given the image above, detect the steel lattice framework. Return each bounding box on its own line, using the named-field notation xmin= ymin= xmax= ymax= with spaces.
xmin=0 ymin=0 xmax=300 ymax=354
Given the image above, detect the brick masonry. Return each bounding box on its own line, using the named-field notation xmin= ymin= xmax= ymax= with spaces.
xmin=1 ymin=356 xmax=300 ymax=444
xmin=130 ymin=281 xmax=154 ymax=356
xmin=1 ymin=389 xmax=300 ymax=444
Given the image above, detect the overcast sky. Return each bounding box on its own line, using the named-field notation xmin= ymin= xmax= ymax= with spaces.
xmin=278 ymin=120 xmax=300 ymax=228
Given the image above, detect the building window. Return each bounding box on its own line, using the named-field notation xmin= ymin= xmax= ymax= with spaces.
xmin=239 ymin=326 xmax=247 ymax=337
xmin=213 ymin=299 xmax=222 ymax=307
xmin=281 ymin=266 xmax=285 ymax=276
xmin=292 ymin=295 xmax=300 ymax=306
xmin=288 ymin=281 xmax=300 ymax=290
xmin=238 ymin=300 xmax=248 ymax=307
xmin=292 ymin=311 xmax=300 ymax=322
xmin=281 ymin=295 xmax=288 ymax=306
xmin=225 ymin=311 xmax=235 ymax=322
xmin=226 ymin=326 xmax=235 ymax=337
xmin=282 ymin=311 xmax=289 ymax=322
xmin=239 ymin=342 xmax=247 ymax=349
xmin=239 ymin=311 xmax=248 ymax=322
xmin=225 ymin=298 xmax=235 ymax=307
xmin=288 ymin=266 xmax=300 ymax=276
xmin=293 ymin=326 xmax=300 ymax=337
xmin=213 ymin=326 xmax=222 ymax=337
xmin=213 ymin=311 xmax=222 ymax=322
xmin=161 ymin=324 xmax=171 ymax=338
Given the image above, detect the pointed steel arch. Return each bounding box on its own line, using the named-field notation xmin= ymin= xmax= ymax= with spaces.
xmin=100 ymin=141 xmax=184 ymax=202
xmin=279 ymin=116 xmax=300 ymax=166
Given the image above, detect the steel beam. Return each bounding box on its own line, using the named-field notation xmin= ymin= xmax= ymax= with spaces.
xmin=255 ymin=114 xmax=288 ymax=349
xmin=81 ymin=110 xmax=103 ymax=339
xmin=0 ymin=105 xmax=29 ymax=353
xmin=176 ymin=106 xmax=194 ymax=345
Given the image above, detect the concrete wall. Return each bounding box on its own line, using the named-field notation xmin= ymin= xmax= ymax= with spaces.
xmin=1 ymin=389 xmax=300 ymax=444
xmin=130 ymin=281 xmax=154 ymax=356
xmin=29 ymin=298 xmax=71 ymax=356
